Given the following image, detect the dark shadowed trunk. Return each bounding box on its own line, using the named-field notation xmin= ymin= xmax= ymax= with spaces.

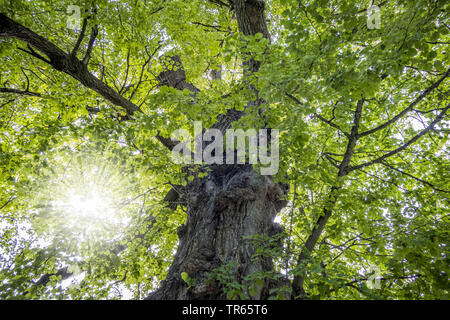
xmin=146 ymin=164 xmax=288 ymax=299
xmin=146 ymin=0 xmax=289 ymax=300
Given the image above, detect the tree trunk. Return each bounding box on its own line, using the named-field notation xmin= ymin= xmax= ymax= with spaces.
xmin=145 ymin=0 xmax=288 ymax=300
xmin=146 ymin=164 xmax=288 ymax=299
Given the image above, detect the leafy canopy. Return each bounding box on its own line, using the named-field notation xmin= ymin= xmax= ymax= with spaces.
xmin=0 ymin=0 xmax=448 ymax=299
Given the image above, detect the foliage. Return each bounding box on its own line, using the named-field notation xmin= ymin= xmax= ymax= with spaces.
xmin=0 ymin=0 xmax=449 ymax=299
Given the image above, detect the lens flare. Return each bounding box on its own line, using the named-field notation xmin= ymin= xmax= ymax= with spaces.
xmin=64 ymin=191 xmax=113 ymax=219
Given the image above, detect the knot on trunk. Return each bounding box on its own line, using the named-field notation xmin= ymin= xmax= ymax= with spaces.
xmin=214 ymin=186 xmax=257 ymax=212
xmin=266 ymin=178 xmax=289 ymax=200
xmin=213 ymin=169 xmax=262 ymax=212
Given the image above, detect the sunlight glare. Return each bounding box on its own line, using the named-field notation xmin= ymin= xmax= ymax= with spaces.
xmin=65 ymin=190 xmax=114 ymax=219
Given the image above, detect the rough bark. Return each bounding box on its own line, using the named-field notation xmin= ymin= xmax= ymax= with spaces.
xmin=147 ymin=164 xmax=288 ymax=299
xmin=146 ymin=0 xmax=290 ymax=300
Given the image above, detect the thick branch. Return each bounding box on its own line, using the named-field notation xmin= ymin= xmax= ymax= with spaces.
xmin=233 ymin=0 xmax=269 ymax=39
xmin=291 ymin=99 xmax=364 ymax=299
xmin=233 ymin=0 xmax=270 ymax=73
xmin=339 ymin=99 xmax=364 ymax=175
xmin=155 ymin=131 xmax=178 ymax=150
xmin=0 ymin=14 xmax=188 ymax=154
xmin=34 ymin=267 xmax=73 ymax=287
xmin=157 ymin=55 xmax=199 ymax=94
xmin=0 ymin=13 xmax=140 ymax=116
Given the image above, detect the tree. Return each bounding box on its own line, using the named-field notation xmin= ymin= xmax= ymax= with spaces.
xmin=0 ymin=0 xmax=448 ymax=300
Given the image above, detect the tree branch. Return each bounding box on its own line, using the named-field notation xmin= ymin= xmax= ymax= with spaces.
xmin=291 ymin=99 xmax=364 ymax=299
xmin=314 ymin=113 xmax=350 ymax=138
xmin=286 ymin=93 xmax=350 ymax=137
xmin=71 ymin=17 xmax=88 ymax=56
xmin=380 ymin=161 xmax=450 ymax=193
xmin=0 ymin=14 xmax=193 ymax=154
xmin=119 ymin=49 xmax=131 ymax=94
xmin=0 ymin=196 xmax=16 ymax=211
xmin=339 ymin=99 xmax=364 ymax=175
xmin=348 ymin=103 xmax=450 ymax=172
xmin=207 ymin=0 xmax=231 ymax=8
xmin=322 ymin=153 xmax=340 ymax=169
xmin=192 ymin=22 xmax=226 ymax=32
xmin=0 ymin=87 xmax=41 ymax=97
xmin=358 ymin=68 xmax=449 ymax=138
xmin=34 ymin=266 xmax=73 ymax=287
xmin=17 ymin=45 xmax=50 ymax=64
xmin=129 ymin=44 xmax=162 ymax=101
xmin=0 ymin=13 xmax=140 ymax=116
xmin=331 ymin=273 xmax=422 ymax=294
xmin=82 ymin=24 xmax=98 ymax=65
xmin=0 ymin=98 xmax=16 ymax=108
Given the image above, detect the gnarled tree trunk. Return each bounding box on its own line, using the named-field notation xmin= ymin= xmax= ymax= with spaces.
xmin=146 ymin=164 xmax=288 ymax=299
xmin=146 ymin=0 xmax=289 ymax=300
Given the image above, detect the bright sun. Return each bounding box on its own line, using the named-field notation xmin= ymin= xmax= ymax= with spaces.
xmin=65 ymin=191 xmax=113 ymax=219
xmin=48 ymin=187 xmax=118 ymax=237
xmin=44 ymin=155 xmax=133 ymax=235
